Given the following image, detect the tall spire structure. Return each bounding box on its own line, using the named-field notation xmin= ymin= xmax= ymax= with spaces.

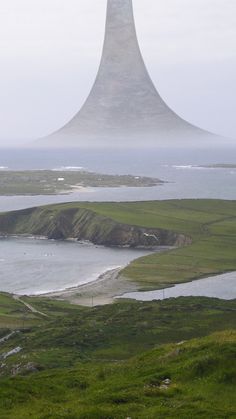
xmin=40 ymin=0 xmax=214 ymax=147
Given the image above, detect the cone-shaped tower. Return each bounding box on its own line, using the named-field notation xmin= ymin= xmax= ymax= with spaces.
xmin=40 ymin=0 xmax=215 ymax=147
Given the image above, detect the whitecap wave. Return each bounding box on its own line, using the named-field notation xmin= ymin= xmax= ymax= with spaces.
xmin=173 ymin=165 xmax=211 ymax=171
xmin=173 ymin=165 xmax=197 ymax=170
xmin=52 ymin=166 xmax=84 ymax=171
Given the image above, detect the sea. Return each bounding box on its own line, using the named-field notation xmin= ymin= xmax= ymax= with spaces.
xmin=0 ymin=236 xmax=151 ymax=295
xmin=0 ymin=146 xmax=236 ymax=298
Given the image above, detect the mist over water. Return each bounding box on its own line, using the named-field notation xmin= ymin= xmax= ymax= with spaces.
xmin=1 ymin=146 xmax=235 ymax=173
xmin=0 ymin=147 xmax=235 ymax=213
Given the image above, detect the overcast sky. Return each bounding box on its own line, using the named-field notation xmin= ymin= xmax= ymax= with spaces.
xmin=0 ymin=0 xmax=235 ymax=145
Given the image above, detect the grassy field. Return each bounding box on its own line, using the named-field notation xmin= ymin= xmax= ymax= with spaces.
xmin=74 ymin=200 xmax=236 ymax=288
xmin=0 ymin=295 xmax=235 ymax=418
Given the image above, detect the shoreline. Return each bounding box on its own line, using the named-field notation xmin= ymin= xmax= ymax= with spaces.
xmin=37 ymin=266 xmax=139 ymax=307
xmin=4 ymin=267 xmax=236 ymax=308
xmin=32 ymin=246 xmax=172 ymax=306
xmin=1 ymin=245 xmax=235 ymax=307
xmin=0 ymin=235 xmax=169 ymax=306
xmin=0 ymin=185 xmax=93 ymax=197
xmin=34 ymin=266 xmax=236 ymax=307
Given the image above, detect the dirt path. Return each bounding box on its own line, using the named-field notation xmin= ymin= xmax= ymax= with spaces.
xmin=13 ymin=295 xmax=48 ymax=317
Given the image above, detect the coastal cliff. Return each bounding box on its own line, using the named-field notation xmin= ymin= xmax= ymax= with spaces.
xmin=0 ymin=199 xmax=236 ymax=292
xmin=0 ymin=206 xmax=191 ymax=248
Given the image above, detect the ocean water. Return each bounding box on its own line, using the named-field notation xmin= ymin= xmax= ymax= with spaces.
xmin=0 ymin=236 xmax=152 ymax=295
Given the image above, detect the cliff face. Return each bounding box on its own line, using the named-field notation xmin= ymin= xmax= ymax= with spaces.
xmin=0 ymin=207 xmax=191 ymax=248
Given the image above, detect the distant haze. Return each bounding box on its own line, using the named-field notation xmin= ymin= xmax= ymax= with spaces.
xmin=0 ymin=0 xmax=235 ymax=146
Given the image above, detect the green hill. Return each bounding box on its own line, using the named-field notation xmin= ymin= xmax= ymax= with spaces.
xmin=0 ymin=326 xmax=235 ymax=418
xmin=0 ymin=296 xmax=235 ymax=418
xmin=0 ymin=199 xmax=236 ymax=417
xmin=1 ymin=199 xmax=236 ymax=289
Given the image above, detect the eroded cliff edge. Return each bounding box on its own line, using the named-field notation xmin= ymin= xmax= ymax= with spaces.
xmin=0 ymin=206 xmax=191 ymax=248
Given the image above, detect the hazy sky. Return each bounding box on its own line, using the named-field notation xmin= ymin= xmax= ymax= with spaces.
xmin=0 ymin=0 xmax=236 ymax=145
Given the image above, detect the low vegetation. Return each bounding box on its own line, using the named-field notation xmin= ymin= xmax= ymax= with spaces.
xmin=0 ymin=293 xmax=41 ymax=330
xmin=0 ymin=296 xmax=235 ymax=418
xmin=0 ymin=170 xmax=162 ymax=195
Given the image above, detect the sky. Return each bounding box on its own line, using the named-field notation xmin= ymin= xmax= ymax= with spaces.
xmin=0 ymin=0 xmax=235 ymax=146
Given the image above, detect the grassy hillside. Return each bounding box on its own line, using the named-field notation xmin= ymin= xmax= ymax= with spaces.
xmin=0 ymin=296 xmax=235 ymax=417
xmin=0 ymin=200 xmax=236 ymax=417
xmin=1 ymin=297 xmax=235 ymax=367
xmin=0 ymin=293 xmax=42 ymax=330
xmin=0 ymin=323 xmax=235 ymax=418
xmin=73 ymin=200 xmax=236 ymax=287
xmin=1 ymin=199 xmax=236 ymax=289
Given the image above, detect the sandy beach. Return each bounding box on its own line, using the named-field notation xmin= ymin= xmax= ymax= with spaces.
xmin=34 ymin=246 xmax=172 ymax=306
xmin=43 ymin=267 xmax=139 ymax=306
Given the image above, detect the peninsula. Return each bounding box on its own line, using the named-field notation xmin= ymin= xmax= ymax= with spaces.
xmin=0 ymin=170 xmax=163 ymax=195
xmin=0 ymin=199 xmax=235 ymax=305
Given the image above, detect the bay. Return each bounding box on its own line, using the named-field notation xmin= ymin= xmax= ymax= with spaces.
xmin=0 ymin=236 xmax=151 ymax=295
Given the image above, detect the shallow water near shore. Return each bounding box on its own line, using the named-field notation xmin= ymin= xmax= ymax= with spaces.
xmin=118 ymin=271 xmax=236 ymax=301
xmin=0 ymin=236 xmax=151 ymax=295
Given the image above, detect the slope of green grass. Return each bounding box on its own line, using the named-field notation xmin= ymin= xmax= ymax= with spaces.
xmin=0 ymin=293 xmax=42 ymax=330
xmin=1 ymin=297 xmax=235 ymax=370
xmin=0 ymin=330 xmax=235 ymax=418
xmin=0 ymin=295 xmax=235 ymax=417
xmin=82 ymin=200 xmax=236 ymax=287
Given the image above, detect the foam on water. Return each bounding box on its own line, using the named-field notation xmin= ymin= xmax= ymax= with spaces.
xmin=52 ymin=166 xmax=84 ymax=171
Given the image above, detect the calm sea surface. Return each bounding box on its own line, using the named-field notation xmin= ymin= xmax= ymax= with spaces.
xmin=0 ymin=237 xmax=151 ymax=295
